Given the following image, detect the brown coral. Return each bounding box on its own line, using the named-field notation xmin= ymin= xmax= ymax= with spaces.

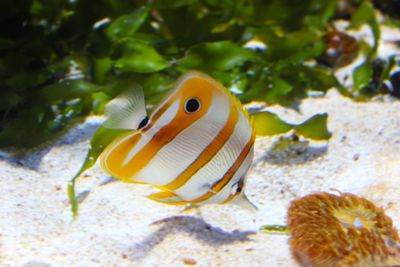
xmin=287 ymin=192 xmax=400 ymax=267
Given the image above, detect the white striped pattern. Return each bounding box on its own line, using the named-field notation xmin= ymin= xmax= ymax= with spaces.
xmin=199 ymin=146 xmax=254 ymax=204
xmin=134 ymin=91 xmax=231 ymax=185
xmin=122 ymin=99 xmax=181 ymax=166
xmin=174 ymin=108 xmax=253 ymax=200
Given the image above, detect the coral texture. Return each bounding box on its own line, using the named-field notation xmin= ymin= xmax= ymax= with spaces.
xmin=287 ymin=192 xmax=400 ymax=267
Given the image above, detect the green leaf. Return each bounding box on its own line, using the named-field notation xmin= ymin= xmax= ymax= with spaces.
xmin=40 ymin=80 xmax=102 ymax=102
xmin=0 ymin=107 xmax=51 ymax=147
xmin=294 ymin=113 xmax=331 ymax=140
xmin=265 ymin=76 xmax=293 ymax=103
xmin=179 ymin=41 xmax=256 ymax=71
xmin=349 ymin=1 xmax=380 ymax=56
xmin=319 ymin=0 xmax=337 ymax=25
xmin=68 ymin=126 xmax=128 ymax=218
xmin=140 ymin=73 xmax=175 ymax=103
xmin=252 ymin=111 xmax=331 ymax=140
xmin=93 ymin=57 xmax=112 ymax=84
xmin=252 ymin=111 xmax=293 ymax=136
xmin=261 ymin=28 xmax=325 ymax=62
xmin=153 ymin=0 xmax=196 ymax=8
xmin=91 ymin=92 xmax=110 ymax=114
xmin=115 ymin=40 xmax=169 ymax=73
xmin=106 ymin=5 xmax=150 ymax=41
xmin=260 ymin=224 xmax=289 ymax=235
xmin=252 ymin=0 xmax=313 ymax=28
xmin=300 ymin=66 xmax=339 ymax=91
xmin=350 ymin=1 xmax=375 ymax=29
xmin=353 ymin=60 xmax=373 ymax=90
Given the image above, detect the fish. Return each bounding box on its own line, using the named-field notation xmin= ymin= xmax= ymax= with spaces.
xmin=99 ymin=71 xmax=258 ymax=210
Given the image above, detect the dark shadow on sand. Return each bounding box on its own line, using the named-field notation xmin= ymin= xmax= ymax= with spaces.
xmin=127 ymin=215 xmax=256 ymax=261
xmin=0 ymin=119 xmax=101 ymax=170
xmin=253 ymin=145 xmax=328 ymax=166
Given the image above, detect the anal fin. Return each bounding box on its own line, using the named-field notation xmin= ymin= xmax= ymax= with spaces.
xmin=146 ymin=191 xmax=188 ymax=206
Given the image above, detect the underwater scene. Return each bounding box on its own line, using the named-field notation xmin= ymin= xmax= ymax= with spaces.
xmin=0 ymin=0 xmax=400 ymax=266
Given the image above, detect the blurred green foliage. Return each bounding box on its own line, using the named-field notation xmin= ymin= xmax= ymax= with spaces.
xmin=0 ymin=0 xmax=399 ymax=147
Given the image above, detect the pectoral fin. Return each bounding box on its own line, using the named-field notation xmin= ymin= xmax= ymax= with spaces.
xmin=146 ymin=191 xmax=188 ymax=206
xmin=103 ymin=84 xmax=148 ymax=130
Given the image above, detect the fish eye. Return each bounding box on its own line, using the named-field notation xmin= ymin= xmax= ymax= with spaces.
xmin=138 ymin=116 xmax=149 ymax=129
xmin=184 ymin=98 xmax=201 ymax=113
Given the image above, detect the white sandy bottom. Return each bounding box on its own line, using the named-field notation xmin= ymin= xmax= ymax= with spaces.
xmin=0 ymin=90 xmax=399 ymax=267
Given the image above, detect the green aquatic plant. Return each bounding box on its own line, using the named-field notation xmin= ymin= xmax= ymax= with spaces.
xmin=2 ymin=0 xmax=399 ymax=148
xmin=260 ymin=224 xmax=289 ymax=235
xmin=68 ymin=126 xmax=126 ymax=218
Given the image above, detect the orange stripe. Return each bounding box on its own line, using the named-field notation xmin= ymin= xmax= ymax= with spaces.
xmin=190 ymin=135 xmax=255 ymax=203
xmin=100 ymin=132 xmax=142 ymax=181
xmin=100 ymin=94 xmax=178 ymax=181
xmin=148 ymin=191 xmax=177 ymax=199
xmin=222 ymin=194 xmax=236 ymax=204
xmin=147 ymin=199 xmax=188 ymax=206
xmin=146 ymin=94 xmax=178 ymax=129
xmin=164 ymin=104 xmax=239 ymax=190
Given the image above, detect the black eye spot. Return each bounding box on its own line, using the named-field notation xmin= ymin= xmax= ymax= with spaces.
xmin=184 ymin=98 xmax=201 ymax=113
xmin=236 ymin=186 xmax=242 ymax=193
xmin=138 ymin=116 xmax=149 ymax=129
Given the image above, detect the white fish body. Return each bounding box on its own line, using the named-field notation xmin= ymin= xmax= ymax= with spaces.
xmin=100 ymin=71 xmax=257 ymax=210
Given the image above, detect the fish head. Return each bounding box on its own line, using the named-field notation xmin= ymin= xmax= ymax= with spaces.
xmin=152 ymin=71 xmax=233 ymax=129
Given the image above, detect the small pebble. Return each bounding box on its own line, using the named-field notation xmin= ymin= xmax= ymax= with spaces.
xmin=183 ymin=258 xmax=197 ymax=265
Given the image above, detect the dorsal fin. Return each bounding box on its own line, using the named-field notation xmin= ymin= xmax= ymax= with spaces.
xmin=103 ymin=84 xmax=148 ymax=130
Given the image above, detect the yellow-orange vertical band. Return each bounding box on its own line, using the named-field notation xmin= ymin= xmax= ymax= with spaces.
xmin=100 ymin=132 xmax=142 ymax=181
xmin=147 ymin=93 xmax=178 ymax=127
xmin=163 ymin=104 xmax=239 ymax=190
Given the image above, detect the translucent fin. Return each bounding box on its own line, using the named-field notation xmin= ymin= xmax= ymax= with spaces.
xmin=146 ymin=191 xmax=188 ymax=206
xmin=230 ymin=193 xmax=258 ymax=212
xmin=103 ymin=84 xmax=148 ymax=130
